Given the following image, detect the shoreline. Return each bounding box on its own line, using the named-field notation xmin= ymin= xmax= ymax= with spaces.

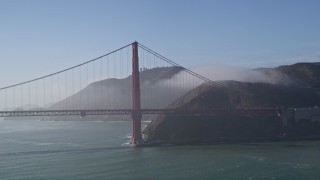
xmin=135 ymin=136 xmax=320 ymax=147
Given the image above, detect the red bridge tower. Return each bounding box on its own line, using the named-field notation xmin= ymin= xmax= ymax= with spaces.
xmin=131 ymin=42 xmax=142 ymax=145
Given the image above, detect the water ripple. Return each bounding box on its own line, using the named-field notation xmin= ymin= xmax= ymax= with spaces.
xmin=0 ymin=146 xmax=131 ymax=157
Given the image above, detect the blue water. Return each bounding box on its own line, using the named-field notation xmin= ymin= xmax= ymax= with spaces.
xmin=0 ymin=119 xmax=320 ymax=179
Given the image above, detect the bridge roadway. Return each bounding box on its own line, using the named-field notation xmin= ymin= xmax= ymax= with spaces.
xmin=0 ymin=108 xmax=281 ymax=117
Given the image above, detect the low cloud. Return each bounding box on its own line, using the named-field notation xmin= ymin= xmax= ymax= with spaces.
xmin=156 ymin=64 xmax=294 ymax=91
xmin=190 ymin=64 xmax=284 ymax=84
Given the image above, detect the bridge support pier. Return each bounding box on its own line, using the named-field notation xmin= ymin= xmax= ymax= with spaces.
xmin=132 ymin=42 xmax=143 ymax=145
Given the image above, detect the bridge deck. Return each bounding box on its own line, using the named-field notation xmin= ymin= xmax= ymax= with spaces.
xmin=0 ymin=108 xmax=281 ymax=117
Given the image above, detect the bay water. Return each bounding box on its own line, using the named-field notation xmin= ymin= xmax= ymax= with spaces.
xmin=0 ymin=119 xmax=320 ymax=179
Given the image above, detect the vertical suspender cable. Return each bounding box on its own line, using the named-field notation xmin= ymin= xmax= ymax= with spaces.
xmin=28 ymin=83 xmax=30 ymax=110
xmin=114 ymin=53 xmax=116 ymax=78
xmin=113 ymin=53 xmax=116 ymax=108
xmin=65 ymin=71 xmax=68 ymax=110
xmin=120 ymin=49 xmax=123 ymax=79
xmin=105 ymin=56 xmax=108 ymax=108
xmin=93 ymin=61 xmax=97 ymax=109
xmin=86 ymin=64 xmax=89 ymax=109
xmin=127 ymin=47 xmax=130 ymax=109
xmin=36 ymin=81 xmax=38 ymax=109
xmin=72 ymin=68 xmax=74 ymax=110
xmin=79 ymin=67 xmax=82 ymax=109
xmin=100 ymin=58 xmax=102 ymax=108
xmin=21 ymin=85 xmax=23 ymax=109
xmin=50 ymin=76 xmax=53 ymax=110
xmin=107 ymin=56 xmax=109 ymax=79
xmin=5 ymin=89 xmax=7 ymax=110
xmin=43 ymin=79 xmax=46 ymax=109
xmin=13 ymin=86 xmax=15 ymax=110
xmin=58 ymin=73 xmax=60 ymax=110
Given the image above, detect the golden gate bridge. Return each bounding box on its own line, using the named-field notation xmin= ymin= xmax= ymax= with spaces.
xmin=0 ymin=42 xmax=280 ymax=145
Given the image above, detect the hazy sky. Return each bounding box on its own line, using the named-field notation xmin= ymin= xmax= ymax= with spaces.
xmin=1 ymin=0 xmax=320 ymax=87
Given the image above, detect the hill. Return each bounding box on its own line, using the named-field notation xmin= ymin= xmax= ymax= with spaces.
xmin=259 ymin=62 xmax=320 ymax=88
xmin=144 ymin=62 xmax=320 ymax=143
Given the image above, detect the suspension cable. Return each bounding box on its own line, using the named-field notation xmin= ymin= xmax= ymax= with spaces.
xmin=138 ymin=43 xmax=224 ymax=88
xmin=0 ymin=43 xmax=132 ymax=91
